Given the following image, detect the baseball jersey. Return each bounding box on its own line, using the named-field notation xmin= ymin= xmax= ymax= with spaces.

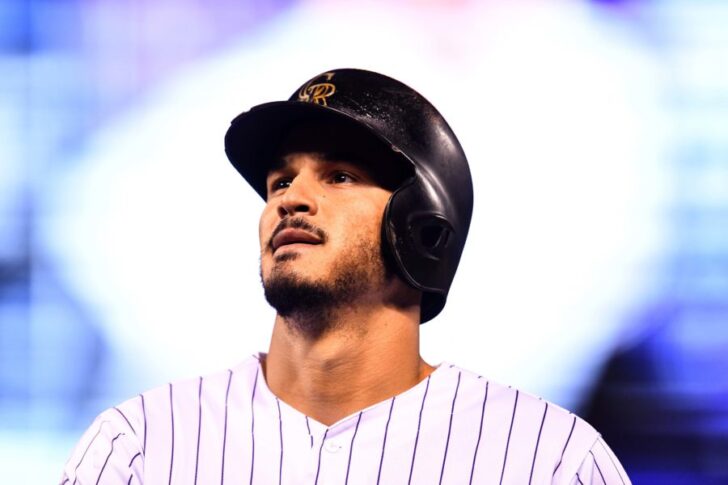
xmin=61 ymin=355 xmax=630 ymax=484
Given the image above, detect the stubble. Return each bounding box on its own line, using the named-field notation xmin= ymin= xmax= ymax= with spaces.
xmin=261 ymin=231 xmax=387 ymax=339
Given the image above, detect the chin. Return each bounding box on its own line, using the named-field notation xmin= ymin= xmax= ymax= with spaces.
xmin=263 ymin=258 xmax=326 ymax=287
xmin=273 ymin=251 xmax=300 ymax=263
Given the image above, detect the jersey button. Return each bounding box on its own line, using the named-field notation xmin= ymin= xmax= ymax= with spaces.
xmin=324 ymin=441 xmax=341 ymax=453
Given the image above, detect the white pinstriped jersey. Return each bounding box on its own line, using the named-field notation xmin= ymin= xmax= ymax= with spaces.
xmin=61 ymin=355 xmax=630 ymax=484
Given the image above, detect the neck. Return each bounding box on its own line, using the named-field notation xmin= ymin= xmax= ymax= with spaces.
xmin=263 ymin=296 xmax=434 ymax=426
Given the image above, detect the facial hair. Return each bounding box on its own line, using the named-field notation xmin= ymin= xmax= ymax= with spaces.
xmin=262 ymin=230 xmax=387 ymax=339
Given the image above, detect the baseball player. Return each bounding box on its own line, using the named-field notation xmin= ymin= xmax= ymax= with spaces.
xmin=61 ymin=69 xmax=630 ymax=484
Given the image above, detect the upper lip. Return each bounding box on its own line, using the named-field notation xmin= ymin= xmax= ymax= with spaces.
xmin=271 ymin=228 xmax=323 ymax=252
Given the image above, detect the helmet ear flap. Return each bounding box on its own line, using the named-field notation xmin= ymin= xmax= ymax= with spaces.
xmin=383 ymin=181 xmax=459 ymax=322
xmin=410 ymin=215 xmax=453 ymax=261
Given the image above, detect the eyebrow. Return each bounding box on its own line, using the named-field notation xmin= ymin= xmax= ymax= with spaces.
xmin=267 ymin=156 xmax=288 ymax=174
xmin=267 ymin=151 xmax=365 ymax=173
xmin=265 ymin=149 xmax=413 ymax=191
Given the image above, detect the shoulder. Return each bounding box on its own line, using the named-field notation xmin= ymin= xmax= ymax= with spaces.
xmin=60 ymin=402 xmax=145 ymax=484
xmin=440 ymin=364 xmax=630 ymax=484
xmin=438 ymin=364 xmax=594 ymax=439
xmin=61 ymin=356 xmax=261 ymax=484
xmin=124 ymin=355 xmax=261 ymax=418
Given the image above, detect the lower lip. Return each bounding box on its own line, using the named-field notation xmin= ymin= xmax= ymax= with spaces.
xmin=274 ymin=243 xmax=319 ymax=254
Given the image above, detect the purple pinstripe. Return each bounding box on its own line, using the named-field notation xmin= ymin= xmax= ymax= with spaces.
xmin=528 ymin=402 xmax=549 ymax=485
xmin=72 ymin=420 xmax=108 ymax=485
xmin=499 ymin=390 xmax=519 ymax=485
xmin=439 ymin=372 xmax=462 ymax=484
xmin=598 ymin=440 xmax=627 ymax=485
xmin=313 ymin=428 xmax=329 ymax=485
xmin=249 ymin=367 xmax=259 ymax=485
xmin=276 ymin=398 xmax=284 ymax=485
xmin=221 ymin=370 xmax=233 ymax=485
xmin=168 ymin=384 xmax=175 ymax=485
xmin=590 ymin=450 xmax=607 ymax=484
xmin=408 ymin=375 xmax=432 ymax=485
xmin=140 ymin=394 xmax=147 ymax=453
xmin=375 ymin=397 xmax=396 ymax=485
xmin=553 ymin=416 xmax=577 ymax=476
xmin=194 ymin=376 xmax=203 ymax=485
xmin=114 ymin=407 xmax=136 ymax=436
xmin=468 ymin=381 xmax=489 ymax=485
xmin=96 ymin=432 xmax=124 ymax=485
xmin=344 ymin=412 xmax=363 ymax=485
xmin=128 ymin=452 xmax=141 ymax=468
xmin=305 ymin=416 xmax=313 ymax=448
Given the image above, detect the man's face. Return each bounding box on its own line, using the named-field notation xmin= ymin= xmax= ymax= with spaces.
xmin=258 ymin=121 xmax=405 ymax=333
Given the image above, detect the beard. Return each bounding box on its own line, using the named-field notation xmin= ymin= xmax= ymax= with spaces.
xmin=262 ymin=237 xmax=388 ymax=339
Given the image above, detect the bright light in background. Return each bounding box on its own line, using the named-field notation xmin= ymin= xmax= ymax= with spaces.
xmin=19 ymin=0 xmax=728 ymax=483
xmin=41 ymin=0 xmax=666 ymax=409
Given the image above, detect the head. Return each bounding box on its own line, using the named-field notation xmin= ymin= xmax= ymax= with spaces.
xmin=258 ymin=120 xmax=414 ymax=337
xmin=225 ymin=68 xmax=473 ymax=323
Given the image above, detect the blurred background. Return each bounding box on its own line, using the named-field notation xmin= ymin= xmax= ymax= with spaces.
xmin=1 ymin=0 xmax=727 ymax=483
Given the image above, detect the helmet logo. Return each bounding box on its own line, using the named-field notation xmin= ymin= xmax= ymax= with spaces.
xmin=297 ymin=72 xmax=336 ymax=106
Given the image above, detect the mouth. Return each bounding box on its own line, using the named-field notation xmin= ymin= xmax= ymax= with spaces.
xmin=271 ymin=228 xmax=324 ymax=253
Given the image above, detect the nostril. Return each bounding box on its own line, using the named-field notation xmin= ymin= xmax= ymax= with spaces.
xmin=278 ymin=203 xmax=311 ymax=217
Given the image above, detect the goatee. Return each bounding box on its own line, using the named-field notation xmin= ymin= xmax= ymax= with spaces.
xmin=262 ymin=240 xmax=387 ymax=339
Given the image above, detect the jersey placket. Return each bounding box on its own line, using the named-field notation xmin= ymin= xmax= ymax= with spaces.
xmin=309 ymin=413 xmax=361 ymax=485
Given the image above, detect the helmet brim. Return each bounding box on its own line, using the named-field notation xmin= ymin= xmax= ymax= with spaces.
xmin=225 ymin=100 xmax=397 ymax=200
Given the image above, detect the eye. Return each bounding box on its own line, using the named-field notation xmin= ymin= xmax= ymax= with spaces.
xmin=330 ymin=171 xmax=356 ymax=184
xmin=269 ymin=177 xmax=291 ymax=193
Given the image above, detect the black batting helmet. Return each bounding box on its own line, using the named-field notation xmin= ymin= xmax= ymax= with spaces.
xmin=224 ymin=68 xmax=473 ymax=323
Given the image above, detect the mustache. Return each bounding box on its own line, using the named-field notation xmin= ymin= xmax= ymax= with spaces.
xmin=267 ymin=217 xmax=328 ymax=252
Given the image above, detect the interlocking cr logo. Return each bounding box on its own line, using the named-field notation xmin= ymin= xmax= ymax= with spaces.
xmin=297 ymin=72 xmax=336 ymax=106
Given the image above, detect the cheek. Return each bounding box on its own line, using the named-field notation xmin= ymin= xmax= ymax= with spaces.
xmin=362 ymin=193 xmax=390 ymax=232
xmin=258 ymin=206 xmax=276 ymax=252
xmin=339 ymin=204 xmax=386 ymax=246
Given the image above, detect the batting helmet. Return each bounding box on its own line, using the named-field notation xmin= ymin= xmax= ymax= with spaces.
xmin=224 ymin=68 xmax=473 ymax=323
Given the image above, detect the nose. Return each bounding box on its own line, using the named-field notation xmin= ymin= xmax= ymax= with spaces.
xmin=276 ymin=173 xmax=319 ymax=218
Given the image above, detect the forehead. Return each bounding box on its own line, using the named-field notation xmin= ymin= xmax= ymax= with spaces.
xmin=268 ymin=119 xmax=413 ymax=189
